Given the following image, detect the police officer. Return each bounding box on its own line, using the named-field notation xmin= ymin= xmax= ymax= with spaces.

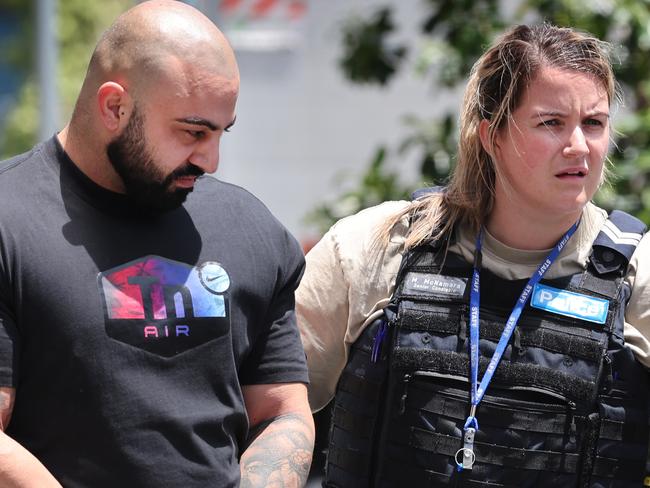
xmin=297 ymin=23 xmax=650 ymax=487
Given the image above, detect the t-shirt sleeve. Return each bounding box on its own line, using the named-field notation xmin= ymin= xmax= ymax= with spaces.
xmin=239 ymin=230 xmax=309 ymax=386
xmin=0 ymin=253 xmax=19 ymax=388
xmin=624 ymin=232 xmax=650 ymax=368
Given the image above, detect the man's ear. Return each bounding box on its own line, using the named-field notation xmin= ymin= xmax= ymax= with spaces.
xmin=478 ymin=118 xmax=498 ymax=159
xmin=97 ymin=82 xmax=132 ymax=132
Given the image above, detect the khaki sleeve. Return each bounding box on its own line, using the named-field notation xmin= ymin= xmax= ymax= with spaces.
xmin=296 ymin=201 xmax=409 ymax=412
xmin=624 ymin=232 xmax=650 ymax=367
xmin=296 ymin=227 xmax=351 ymax=412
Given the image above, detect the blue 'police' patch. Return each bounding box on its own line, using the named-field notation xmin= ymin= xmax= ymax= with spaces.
xmin=530 ymin=283 xmax=609 ymax=324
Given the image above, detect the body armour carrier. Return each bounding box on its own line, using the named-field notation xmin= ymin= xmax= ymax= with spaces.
xmin=325 ymin=211 xmax=649 ymax=488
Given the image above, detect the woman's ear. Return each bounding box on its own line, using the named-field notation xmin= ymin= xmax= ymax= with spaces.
xmin=96 ymin=81 xmax=132 ymax=132
xmin=478 ymin=118 xmax=498 ymax=159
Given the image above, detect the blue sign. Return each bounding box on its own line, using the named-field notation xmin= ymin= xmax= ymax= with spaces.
xmin=530 ymin=283 xmax=608 ymax=324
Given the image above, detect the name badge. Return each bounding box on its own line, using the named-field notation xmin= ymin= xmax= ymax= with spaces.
xmin=530 ymin=283 xmax=609 ymax=324
xmin=402 ymin=272 xmax=466 ymax=298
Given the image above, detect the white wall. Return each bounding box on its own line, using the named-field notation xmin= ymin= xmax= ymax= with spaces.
xmin=207 ymin=0 xmax=461 ymax=243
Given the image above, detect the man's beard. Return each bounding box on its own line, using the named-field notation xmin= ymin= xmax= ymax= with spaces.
xmin=106 ymin=108 xmax=204 ymax=212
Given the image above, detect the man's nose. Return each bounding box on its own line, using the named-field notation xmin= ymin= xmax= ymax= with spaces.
xmin=190 ymin=139 xmax=220 ymax=174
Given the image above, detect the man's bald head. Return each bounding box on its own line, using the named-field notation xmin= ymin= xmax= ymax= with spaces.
xmin=82 ymin=0 xmax=238 ymax=102
xmin=61 ymin=1 xmax=239 ymax=200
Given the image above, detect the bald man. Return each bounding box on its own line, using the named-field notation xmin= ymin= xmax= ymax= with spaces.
xmin=0 ymin=2 xmax=314 ymax=487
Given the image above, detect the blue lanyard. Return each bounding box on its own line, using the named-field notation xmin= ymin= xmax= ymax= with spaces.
xmin=457 ymin=221 xmax=578 ymax=472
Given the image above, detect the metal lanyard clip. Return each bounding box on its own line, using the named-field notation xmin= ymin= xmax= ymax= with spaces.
xmin=455 ymin=426 xmax=476 ymax=471
xmin=462 ymin=427 xmax=476 ymax=470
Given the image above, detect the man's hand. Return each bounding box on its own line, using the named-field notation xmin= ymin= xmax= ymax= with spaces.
xmin=240 ymin=383 xmax=315 ymax=487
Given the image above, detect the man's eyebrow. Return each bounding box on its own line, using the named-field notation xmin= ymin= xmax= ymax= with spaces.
xmin=176 ymin=117 xmax=219 ymax=130
xmin=176 ymin=117 xmax=218 ymax=131
xmin=175 ymin=116 xmax=237 ymax=131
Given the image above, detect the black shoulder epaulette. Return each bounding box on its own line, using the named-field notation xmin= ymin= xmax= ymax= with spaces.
xmin=590 ymin=210 xmax=646 ymax=276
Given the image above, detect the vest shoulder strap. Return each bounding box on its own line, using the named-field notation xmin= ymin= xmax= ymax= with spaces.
xmin=589 ymin=210 xmax=646 ymax=276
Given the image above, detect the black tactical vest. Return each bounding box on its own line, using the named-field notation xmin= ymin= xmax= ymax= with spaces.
xmin=325 ymin=211 xmax=649 ymax=488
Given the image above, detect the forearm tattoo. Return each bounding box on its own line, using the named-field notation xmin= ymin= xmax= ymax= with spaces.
xmin=240 ymin=413 xmax=314 ymax=488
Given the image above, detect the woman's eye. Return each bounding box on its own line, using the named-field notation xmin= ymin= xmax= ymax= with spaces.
xmin=538 ymin=119 xmax=559 ymax=127
xmin=584 ymin=118 xmax=603 ymax=127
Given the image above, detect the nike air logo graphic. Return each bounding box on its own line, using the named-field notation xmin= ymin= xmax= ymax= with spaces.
xmin=97 ymin=256 xmax=231 ymax=356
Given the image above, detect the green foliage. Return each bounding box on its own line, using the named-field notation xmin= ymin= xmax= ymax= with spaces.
xmin=420 ymin=0 xmax=503 ymax=86
xmin=0 ymin=2 xmax=33 ymax=73
xmin=339 ymin=8 xmax=407 ymax=85
xmin=311 ymin=0 xmax=650 ymax=230
xmin=399 ymin=113 xmax=457 ymax=184
xmin=304 ymin=147 xmax=411 ymax=235
xmin=1 ymin=0 xmax=133 ymax=158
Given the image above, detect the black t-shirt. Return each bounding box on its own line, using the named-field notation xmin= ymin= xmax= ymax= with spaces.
xmin=0 ymin=137 xmax=308 ymax=487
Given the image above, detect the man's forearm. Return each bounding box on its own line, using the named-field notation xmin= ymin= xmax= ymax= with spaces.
xmin=0 ymin=431 xmax=62 ymax=488
xmin=240 ymin=412 xmax=315 ymax=488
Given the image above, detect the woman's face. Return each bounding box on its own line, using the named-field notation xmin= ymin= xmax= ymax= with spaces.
xmin=487 ymin=66 xmax=610 ymax=225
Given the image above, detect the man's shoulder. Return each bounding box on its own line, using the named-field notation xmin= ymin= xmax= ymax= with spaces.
xmin=0 ymin=142 xmax=53 ymax=214
xmin=188 ymin=178 xmax=304 ymax=271
xmin=190 ymin=177 xmax=283 ymax=223
xmin=0 ymin=143 xmax=45 ymax=181
xmin=187 ymin=177 xmax=297 ymax=243
xmin=195 ymin=177 xmax=264 ymax=202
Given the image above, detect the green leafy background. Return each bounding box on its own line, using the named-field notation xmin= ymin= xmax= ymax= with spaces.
xmin=0 ymin=0 xmax=132 ymax=158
